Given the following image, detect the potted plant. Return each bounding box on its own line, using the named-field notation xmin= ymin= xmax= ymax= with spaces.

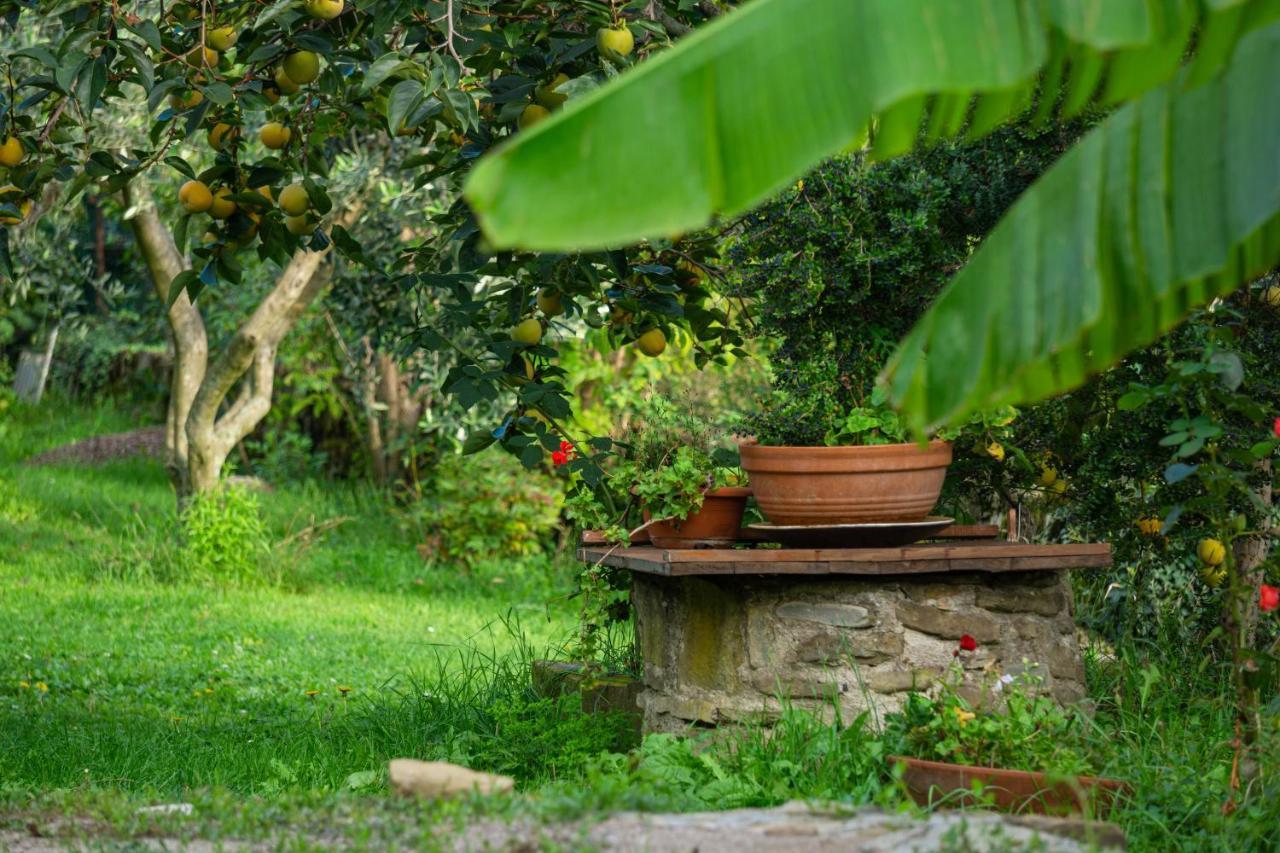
xmin=567 ymin=396 xmax=749 ymax=548
xmin=740 ymin=403 xmax=953 ymax=526
xmin=882 ymin=652 xmax=1126 ymax=815
xmin=736 ymin=359 xmax=952 ymax=525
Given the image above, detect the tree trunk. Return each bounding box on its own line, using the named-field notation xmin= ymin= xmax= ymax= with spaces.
xmin=124 ymin=176 xmax=363 ymax=504
xmin=122 ymin=181 xmax=207 ymax=498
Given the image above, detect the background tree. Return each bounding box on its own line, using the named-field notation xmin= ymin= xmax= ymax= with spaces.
xmin=0 ymin=0 xmax=740 ymax=502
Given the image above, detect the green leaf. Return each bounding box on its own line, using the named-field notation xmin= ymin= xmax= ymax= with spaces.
xmin=1116 ymin=389 xmax=1149 ymax=411
xmin=386 ymin=79 xmax=425 ymax=136
xmin=164 ymin=156 xmax=196 ymax=179
xmin=166 ymin=269 xmax=199 ymax=309
xmin=362 ymin=53 xmax=421 ymax=94
xmin=1164 ymin=463 xmax=1198 ymax=485
xmin=882 ymin=22 xmax=1280 ymax=432
xmin=463 ymin=0 xmax=1269 ymax=251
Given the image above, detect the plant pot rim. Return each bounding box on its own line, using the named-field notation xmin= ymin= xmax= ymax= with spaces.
xmin=740 ymin=439 xmax=951 ymax=454
xmin=887 ymin=755 xmax=1124 ymax=789
xmin=704 ymin=486 xmax=752 ymax=498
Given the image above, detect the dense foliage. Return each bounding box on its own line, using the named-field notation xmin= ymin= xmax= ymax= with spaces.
xmin=725 ymin=125 xmax=1078 ymax=446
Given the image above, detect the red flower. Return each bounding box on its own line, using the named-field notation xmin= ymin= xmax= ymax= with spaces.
xmin=551 ymin=450 xmax=569 ymax=466
xmin=1261 ymin=584 xmax=1279 ymax=613
xmin=559 ymin=440 xmax=574 ymax=454
xmin=958 ymin=634 xmax=978 ymax=652
xmin=1274 ymin=418 xmax=1280 ymax=438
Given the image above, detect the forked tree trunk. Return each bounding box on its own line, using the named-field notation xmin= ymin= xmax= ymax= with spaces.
xmin=122 ymin=178 xmax=362 ymax=504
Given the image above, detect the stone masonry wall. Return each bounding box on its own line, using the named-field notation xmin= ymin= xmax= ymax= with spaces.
xmin=632 ymin=571 xmax=1086 ymax=734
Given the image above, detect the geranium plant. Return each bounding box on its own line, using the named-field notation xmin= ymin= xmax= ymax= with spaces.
xmin=565 ymin=395 xmax=743 ymax=543
xmin=883 ymin=651 xmax=1094 ymax=777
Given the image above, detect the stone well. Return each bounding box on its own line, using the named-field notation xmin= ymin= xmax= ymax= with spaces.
xmin=631 ymin=570 xmax=1088 ymax=733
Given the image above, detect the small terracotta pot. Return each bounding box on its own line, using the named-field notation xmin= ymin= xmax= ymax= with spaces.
xmin=644 ymin=487 xmax=751 ymax=548
xmin=890 ymin=755 xmax=1127 ymax=816
xmin=740 ymin=441 xmax=952 ymax=525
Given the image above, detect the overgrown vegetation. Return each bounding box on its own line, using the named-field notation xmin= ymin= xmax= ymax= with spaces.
xmin=2 ymin=404 xmax=1278 ymax=850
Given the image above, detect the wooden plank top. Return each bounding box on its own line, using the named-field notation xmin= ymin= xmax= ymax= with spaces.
xmin=577 ymin=539 xmax=1111 ymax=577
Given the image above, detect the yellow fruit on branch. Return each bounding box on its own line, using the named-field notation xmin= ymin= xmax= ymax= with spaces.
xmin=305 ymin=0 xmax=345 ymax=19
xmin=169 ymin=89 xmax=204 ymax=111
xmin=596 ymin=25 xmax=634 ymax=59
xmin=1263 ymin=285 xmax=1280 ymax=309
xmin=281 ymin=51 xmax=321 ymax=85
xmin=259 ymin=122 xmax=291 ymax=149
xmin=1050 ymin=478 xmax=1068 ymax=495
xmin=0 ymin=136 xmax=25 ymax=168
xmin=1038 ymin=466 xmax=1058 ymax=487
xmin=207 ymin=122 xmax=239 ymax=150
xmin=636 ymin=327 xmax=667 ymax=357
xmin=255 ymin=185 xmax=274 ymax=204
xmin=535 ymin=288 xmax=564 ymax=317
xmin=1197 ymin=538 xmax=1226 ymax=567
xmin=518 ymin=104 xmax=550 ymax=130
xmin=511 ymin=318 xmax=543 ymax=346
xmin=178 ymin=179 xmax=214 ymax=213
xmin=272 ymin=67 xmax=300 ymax=95
xmin=208 ymin=188 xmax=237 ymax=219
xmin=985 ymin=441 xmax=1005 ymax=462
xmin=284 ymin=214 xmax=313 ymax=236
xmin=608 ymin=305 xmax=633 ymax=327
xmin=534 ymin=73 xmax=570 ymax=109
xmin=277 ymin=184 xmax=311 ymax=216
xmin=0 ymin=198 xmax=29 ymax=225
xmin=185 ymin=46 xmax=218 ymax=68
xmin=207 ymin=26 xmax=238 ymax=51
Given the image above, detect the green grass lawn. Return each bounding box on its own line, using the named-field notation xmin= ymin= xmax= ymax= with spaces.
xmin=0 ymin=399 xmax=597 ymax=802
xmin=2 ymin=399 xmax=1278 ymax=850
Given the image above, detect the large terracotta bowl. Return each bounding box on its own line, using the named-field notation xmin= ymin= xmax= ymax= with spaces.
xmin=739 ymin=441 xmax=951 ymax=526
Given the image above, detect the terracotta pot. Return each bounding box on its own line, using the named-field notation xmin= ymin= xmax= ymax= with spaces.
xmin=890 ymin=755 xmax=1127 ymax=816
xmin=739 ymin=441 xmax=952 ymax=525
xmin=643 ymin=487 xmax=751 ymax=548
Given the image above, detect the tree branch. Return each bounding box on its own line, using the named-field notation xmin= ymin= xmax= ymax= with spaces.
xmin=189 ymin=202 xmax=364 ymax=458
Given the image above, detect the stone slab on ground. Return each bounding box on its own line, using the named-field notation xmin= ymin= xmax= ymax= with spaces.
xmin=456 ymin=803 xmax=1125 ymax=851
xmin=0 ymin=803 xmax=1125 ymax=851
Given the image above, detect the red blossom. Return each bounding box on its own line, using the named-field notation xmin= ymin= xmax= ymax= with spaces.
xmin=958 ymin=634 xmax=978 ymax=652
xmin=551 ymin=440 xmax=576 ymax=467
xmin=1261 ymin=584 xmax=1279 ymax=613
xmin=1274 ymin=418 xmax=1280 ymax=438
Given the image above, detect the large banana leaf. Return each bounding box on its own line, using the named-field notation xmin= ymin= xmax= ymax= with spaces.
xmin=881 ymin=21 xmax=1280 ymax=431
xmin=464 ymin=0 xmax=1276 ymax=251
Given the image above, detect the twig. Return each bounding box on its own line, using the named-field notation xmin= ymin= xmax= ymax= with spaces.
xmin=437 ymin=0 xmax=471 ymax=73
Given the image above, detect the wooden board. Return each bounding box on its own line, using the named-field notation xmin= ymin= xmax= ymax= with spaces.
xmin=577 ymin=540 xmax=1111 ymax=577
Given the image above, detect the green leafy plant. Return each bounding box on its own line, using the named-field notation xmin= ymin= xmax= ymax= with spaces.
xmin=883 ymin=665 xmax=1094 ymax=776
xmin=178 ymin=484 xmax=270 ymax=585
xmin=566 ymin=396 xmax=741 ymax=540
xmin=410 ymin=449 xmax=563 ymax=570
